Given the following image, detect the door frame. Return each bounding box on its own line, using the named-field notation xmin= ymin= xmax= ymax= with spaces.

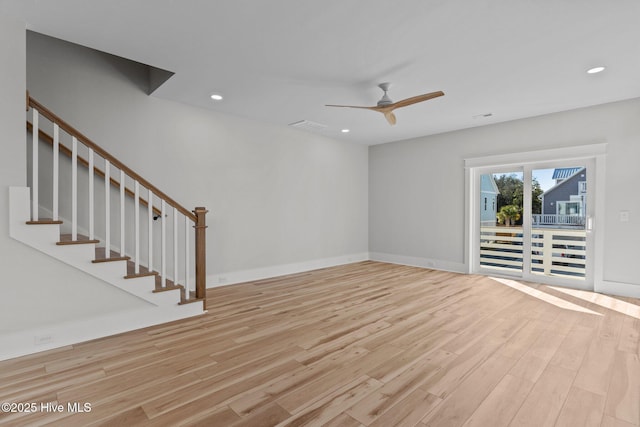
xmin=464 ymin=143 xmax=607 ymax=291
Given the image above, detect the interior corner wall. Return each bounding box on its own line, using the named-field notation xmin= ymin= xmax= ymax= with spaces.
xmin=369 ymin=98 xmax=640 ymax=295
xmin=26 ymin=32 xmax=369 ymax=285
xmin=0 ymin=19 xmax=151 ymax=341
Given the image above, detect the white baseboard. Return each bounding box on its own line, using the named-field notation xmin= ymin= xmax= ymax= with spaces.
xmin=0 ymin=304 xmax=205 ymax=361
xmin=207 ymin=252 xmax=370 ymax=287
xmin=369 ymin=252 xmax=466 ymax=274
xmin=596 ymin=279 xmax=640 ymax=299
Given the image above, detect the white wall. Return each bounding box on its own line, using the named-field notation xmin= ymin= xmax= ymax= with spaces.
xmin=26 ymin=32 xmax=370 ymax=285
xmin=370 ymin=98 xmax=640 ymax=295
xmin=0 ymin=17 xmax=151 ymax=339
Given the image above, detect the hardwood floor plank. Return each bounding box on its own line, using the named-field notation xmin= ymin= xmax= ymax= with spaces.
xmin=276 ymin=348 xmax=374 ymax=414
xmin=555 ymin=386 xmax=606 ymax=427
xmin=90 ymin=406 xmax=150 ymax=426
xmin=322 ymin=412 xmax=366 ymax=427
xmin=618 ymin=317 xmax=640 ymax=354
xmin=549 ymin=323 xmax=594 ymax=371
xmin=421 ymin=337 xmax=504 ymax=399
xmin=141 ymin=399 xmax=242 ymax=427
xmin=142 ymin=358 xmax=302 ymax=419
xmin=229 ymin=402 xmax=290 ymax=427
xmin=187 ymin=407 xmax=243 ymax=427
xmin=508 ymin=331 xmax=565 ymax=382
xmin=463 ymin=374 xmax=534 ymax=427
xmin=346 ymin=350 xmax=448 ymax=425
xmin=422 ymin=354 xmax=517 ymax=427
xmin=573 ymin=337 xmax=617 ymax=395
xmin=0 ymin=261 xmax=638 ymax=426
xmin=369 ymin=389 xmax=441 ymax=427
xmin=601 ymin=415 xmax=638 ymax=427
xmin=508 ymin=364 xmax=576 ymax=427
xmin=604 ymin=351 xmax=640 ymax=425
xmin=275 ymin=376 xmax=380 ymax=427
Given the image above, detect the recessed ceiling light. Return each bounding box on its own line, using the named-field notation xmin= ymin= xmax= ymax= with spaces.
xmin=587 ymin=66 xmax=605 ymax=74
xmin=341 ymin=129 xmax=350 ymax=133
xmin=210 ymin=93 xmax=223 ymax=101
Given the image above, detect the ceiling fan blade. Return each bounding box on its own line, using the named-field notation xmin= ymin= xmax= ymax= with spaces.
xmin=390 ymin=91 xmax=444 ymax=110
xmin=384 ymin=111 xmax=397 ymax=126
xmin=326 ymin=87 xmax=442 ymax=126
xmin=325 ymin=104 xmax=377 ymax=110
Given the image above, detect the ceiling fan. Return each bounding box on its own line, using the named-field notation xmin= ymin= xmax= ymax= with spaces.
xmin=326 ymin=82 xmax=444 ymax=126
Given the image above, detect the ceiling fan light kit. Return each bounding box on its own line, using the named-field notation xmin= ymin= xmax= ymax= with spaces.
xmin=326 ymin=82 xmax=444 ymax=126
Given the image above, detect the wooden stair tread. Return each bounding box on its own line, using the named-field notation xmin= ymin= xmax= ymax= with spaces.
xmin=154 ymin=275 xmax=176 ymax=288
xmin=178 ymin=297 xmax=205 ymax=306
xmin=153 ymin=284 xmax=182 ymax=293
xmin=179 ymin=290 xmax=204 ymax=306
xmin=93 ymin=256 xmax=130 ymax=263
xmin=26 ymin=219 xmax=63 ymax=225
xmin=124 ymin=272 xmax=158 ymax=279
xmin=56 ymin=238 xmax=202 ymax=304
xmin=57 ymin=234 xmax=99 ymax=245
xmin=93 ymin=247 xmax=130 ymax=263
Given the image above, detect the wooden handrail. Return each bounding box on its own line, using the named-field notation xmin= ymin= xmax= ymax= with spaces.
xmin=27 ymin=94 xmax=207 ymax=306
xmin=26 ymin=122 xmax=162 ymax=217
xmin=28 ymin=96 xmax=197 ymax=223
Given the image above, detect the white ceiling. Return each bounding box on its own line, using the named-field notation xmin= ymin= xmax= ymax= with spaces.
xmin=3 ymin=0 xmax=640 ymax=145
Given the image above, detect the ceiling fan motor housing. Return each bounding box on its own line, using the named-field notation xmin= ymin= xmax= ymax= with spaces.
xmin=377 ymin=82 xmax=393 ymax=106
xmin=377 ymin=94 xmax=393 ymax=106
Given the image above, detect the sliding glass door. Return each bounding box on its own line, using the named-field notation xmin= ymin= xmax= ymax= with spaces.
xmin=475 ymin=159 xmax=594 ymax=288
xmin=530 ymin=166 xmax=588 ymax=280
xmin=479 ymin=169 xmax=524 ymax=274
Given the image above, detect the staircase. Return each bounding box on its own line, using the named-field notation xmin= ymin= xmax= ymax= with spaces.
xmin=9 ymin=95 xmax=207 ymax=347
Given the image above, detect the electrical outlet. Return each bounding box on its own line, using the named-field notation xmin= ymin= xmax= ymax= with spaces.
xmin=34 ymin=335 xmax=53 ymax=345
xmin=620 ymin=211 xmax=630 ymax=222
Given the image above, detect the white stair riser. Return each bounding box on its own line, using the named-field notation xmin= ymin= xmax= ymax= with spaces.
xmin=9 ymin=186 xmax=188 ymax=308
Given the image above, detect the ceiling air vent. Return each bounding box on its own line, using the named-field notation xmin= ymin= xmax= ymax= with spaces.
xmin=288 ymin=120 xmax=327 ymax=132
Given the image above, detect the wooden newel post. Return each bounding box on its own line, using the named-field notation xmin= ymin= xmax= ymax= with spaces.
xmin=193 ymin=207 xmax=208 ymax=303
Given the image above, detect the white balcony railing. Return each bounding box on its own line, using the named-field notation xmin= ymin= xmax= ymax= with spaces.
xmin=480 ymin=226 xmax=586 ymax=279
xmin=531 ymin=214 xmax=585 ymax=227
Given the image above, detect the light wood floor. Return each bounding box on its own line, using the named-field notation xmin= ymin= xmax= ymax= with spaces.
xmin=1 ymin=261 xmax=639 ymax=426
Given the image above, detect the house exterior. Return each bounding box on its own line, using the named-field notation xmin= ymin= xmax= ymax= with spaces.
xmin=480 ymin=174 xmax=499 ymax=226
xmin=542 ymin=167 xmax=587 ymax=218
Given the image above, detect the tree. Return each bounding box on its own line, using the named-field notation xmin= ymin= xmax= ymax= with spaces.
xmin=531 ymin=178 xmax=543 ymax=214
xmin=494 ymin=174 xmax=544 ymax=218
xmin=494 ymin=174 xmax=522 ymax=208
xmin=497 ymin=205 xmax=521 ymax=226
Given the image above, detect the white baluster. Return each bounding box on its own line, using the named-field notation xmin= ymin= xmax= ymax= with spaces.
xmin=173 ymin=207 xmax=178 ymax=285
xmin=134 ymin=180 xmax=140 ymax=274
xmin=104 ymin=159 xmax=110 ymax=258
xmin=52 ymin=124 xmax=59 ymax=221
xmin=185 ymin=216 xmax=190 ymax=298
xmin=88 ymin=149 xmax=94 ymax=240
xmin=71 ymin=137 xmax=78 ymax=240
xmin=148 ymin=189 xmax=153 ymax=273
xmin=120 ymin=170 xmax=125 ymax=257
xmin=32 ymin=109 xmax=39 ymax=221
xmin=161 ymin=200 xmax=166 ymax=288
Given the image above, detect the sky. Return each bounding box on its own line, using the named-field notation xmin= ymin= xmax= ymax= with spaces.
xmin=533 ymin=168 xmax=555 ymax=192
xmin=491 ymin=168 xmax=558 ymax=193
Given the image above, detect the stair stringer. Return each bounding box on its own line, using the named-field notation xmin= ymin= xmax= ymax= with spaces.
xmin=9 ymin=186 xmax=204 ymax=310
